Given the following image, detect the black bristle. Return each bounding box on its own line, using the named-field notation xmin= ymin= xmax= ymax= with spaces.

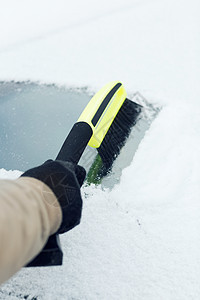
xmin=97 ymin=99 xmax=142 ymax=171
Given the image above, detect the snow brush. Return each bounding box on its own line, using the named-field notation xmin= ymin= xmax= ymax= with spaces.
xmin=26 ymin=81 xmax=142 ymax=267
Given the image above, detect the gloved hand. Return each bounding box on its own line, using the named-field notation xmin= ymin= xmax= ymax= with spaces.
xmin=21 ymin=160 xmax=86 ymax=234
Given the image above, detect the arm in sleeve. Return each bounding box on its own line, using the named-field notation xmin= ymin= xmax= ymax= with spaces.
xmin=0 ymin=177 xmax=62 ymax=285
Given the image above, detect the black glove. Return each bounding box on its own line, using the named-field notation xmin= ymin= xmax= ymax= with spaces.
xmin=21 ymin=160 xmax=86 ymax=234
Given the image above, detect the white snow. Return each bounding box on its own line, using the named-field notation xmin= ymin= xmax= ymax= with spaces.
xmin=0 ymin=0 xmax=200 ymax=299
xmin=0 ymin=169 xmax=22 ymax=180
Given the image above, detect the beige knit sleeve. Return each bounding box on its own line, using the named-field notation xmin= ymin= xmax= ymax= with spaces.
xmin=0 ymin=177 xmax=62 ymax=285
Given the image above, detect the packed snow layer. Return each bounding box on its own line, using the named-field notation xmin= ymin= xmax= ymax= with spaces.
xmin=0 ymin=0 xmax=200 ymax=299
xmin=0 ymin=0 xmax=199 ymax=104
xmin=0 ymin=169 xmax=22 ymax=180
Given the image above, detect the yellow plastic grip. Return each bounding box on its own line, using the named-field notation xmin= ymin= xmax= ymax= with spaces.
xmin=77 ymin=81 xmax=127 ymax=148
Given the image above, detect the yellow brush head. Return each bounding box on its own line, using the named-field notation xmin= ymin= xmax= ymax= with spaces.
xmin=77 ymin=81 xmax=127 ymax=148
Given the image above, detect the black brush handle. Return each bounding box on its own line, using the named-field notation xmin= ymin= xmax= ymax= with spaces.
xmin=56 ymin=122 xmax=93 ymax=163
xmin=26 ymin=234 xmax=62 ymax=267
xmin=26 ymin=122 xmax=93 ymax=267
